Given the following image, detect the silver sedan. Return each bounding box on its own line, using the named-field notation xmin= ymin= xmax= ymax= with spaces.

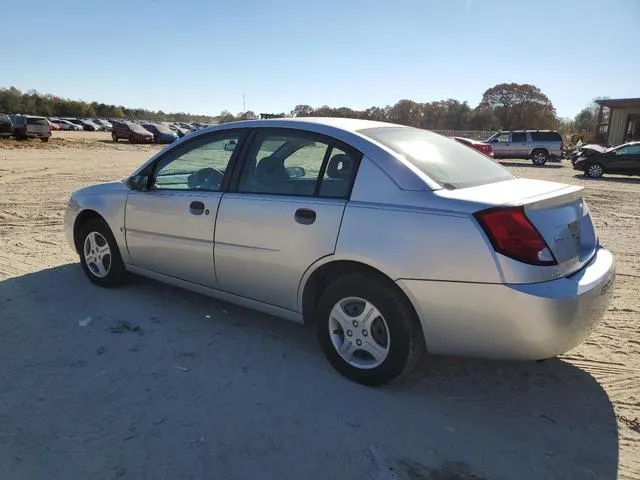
xmin=65 ymin=118 xmax=615 ymax=386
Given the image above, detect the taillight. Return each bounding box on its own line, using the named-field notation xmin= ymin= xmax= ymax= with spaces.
xmin=474 ymin=206 xmax=557 ymax=266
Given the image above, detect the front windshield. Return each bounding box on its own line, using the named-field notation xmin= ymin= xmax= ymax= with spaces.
xmin=360 ymin=127 xmax=514 ymax=189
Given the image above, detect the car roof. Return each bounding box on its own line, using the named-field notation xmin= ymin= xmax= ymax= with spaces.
xmin=134 ymin=117 xmax=438 ymax=191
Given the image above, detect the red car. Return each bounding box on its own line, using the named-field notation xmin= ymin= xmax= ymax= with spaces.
xmin=453 ymin=137 xmax=494 ymax=157
xmin=111 ymin=121 xmax=154 ymax=144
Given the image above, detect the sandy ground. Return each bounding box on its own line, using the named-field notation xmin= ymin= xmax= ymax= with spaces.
xmin=0 ymin=131 xmax=638 ymax=480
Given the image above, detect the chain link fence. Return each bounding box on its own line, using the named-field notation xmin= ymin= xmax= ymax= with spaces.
xmin=432 ymin=130 xmax=495 ymax=141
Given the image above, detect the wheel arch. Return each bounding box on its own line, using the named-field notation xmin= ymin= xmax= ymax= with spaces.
xmin=73 ymin=209 xmax=108 ymax=253
xmin=530 ymin=147 xmax=550 ymax=156
xmin=299 ymin=256 xmax=419 ymax=328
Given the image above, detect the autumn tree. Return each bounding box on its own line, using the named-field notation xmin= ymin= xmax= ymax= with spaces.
xmin=478 ymin=83 xmax=557 ymax=130
xmin=290 ymin=104 xmax=314 ymax=117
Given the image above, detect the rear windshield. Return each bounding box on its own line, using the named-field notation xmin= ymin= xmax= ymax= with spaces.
xmin=359 ymin=127 xmax=514 ymax=189
xmin=27 ymin=117 xmax=48 ymax=126
xmin=128 ymin=123 xmax=149 ymax=133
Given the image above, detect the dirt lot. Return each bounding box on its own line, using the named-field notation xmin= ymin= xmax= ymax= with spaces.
xmin=1 ymin=131 xmax=639 ymax=479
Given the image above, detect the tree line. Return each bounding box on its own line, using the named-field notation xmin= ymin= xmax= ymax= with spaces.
xmin=1 ymin=83 xmax=598 ymax=135
xmin=0 ymin=87 xmax=218 ymax=123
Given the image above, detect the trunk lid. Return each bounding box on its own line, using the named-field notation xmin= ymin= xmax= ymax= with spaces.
xmin=436 ymin=178 xmax=598 ymax=280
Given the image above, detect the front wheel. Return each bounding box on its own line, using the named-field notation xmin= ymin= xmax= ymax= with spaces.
xmin=112 ymin=133 xmax=118 ymax=142
xmin=78 ymin=219 xmax=126 ymax=287
xmin=315 ymin=273 xmax=425 ymax=386
xmin=585 ymin=162 xmax=605 ymax=178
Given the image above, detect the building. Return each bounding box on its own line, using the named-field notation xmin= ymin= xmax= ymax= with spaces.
xmin=595 ymin=97 xmax=640 ymax=146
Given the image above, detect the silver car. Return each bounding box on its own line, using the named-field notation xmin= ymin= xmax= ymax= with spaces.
xmin=486 ymin=130 xmax=564 ymax=165
xmin=64 ymin=118 xmax=615 ymax=386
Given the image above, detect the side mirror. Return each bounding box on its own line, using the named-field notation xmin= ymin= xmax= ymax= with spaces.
xmin=127 ymin=174 xmax=149 ymax=191
xmin=286 ymin=166 xmax=305 ymax=179
xmin=224 ymin=141 xmax=237 ymax=152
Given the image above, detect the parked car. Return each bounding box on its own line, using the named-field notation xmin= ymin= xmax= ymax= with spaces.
xmin=140 ymin=122 xmax=179 ymax=143
xmin=48 ymin=119 xmax=61 ymax=131
xmin=64 ymin=119 xmax=98 ymax=131
xmin=10 ymin=115 xmax=52 ymax=141
xmin=573 ymin=141 xmax=640 ymax=178
xmin=452 ymin=136 xmax=494 ymax=156
xmin=567 ymin=143 xmax=607 ymax=165
xmin=111 ymin=121 xmax=154 ymax=144
xmin=0 ymin=114 xmax=14 ymax=138
xmin=53 ymin=119 xmax=83 ymax=131
xmin=82 ymin=119 xmax=103 ymax=131
xmin=93 ymin=119 xmax=113 ymax=131
xmin=65 ymin=119 xmax=615 ymax=386
xmin=485 ymin=130 xmax=564 ymax=165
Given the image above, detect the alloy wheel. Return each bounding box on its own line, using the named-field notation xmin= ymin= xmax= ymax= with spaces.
xmin=587 ymin=164 xmax=603 ymax=178
xmin=328 ymin=297 xmax=390 ymax=369
xmin=83 ymin=231 xmax=111 ymax=278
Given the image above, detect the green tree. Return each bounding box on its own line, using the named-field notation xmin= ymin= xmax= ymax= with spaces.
xmin=290 ymin=105 xmax=314 ymax=117
xmin=573 ymin=105 xmax=598 ymax=132
xmin=217 ymin=110 xmax=236 ymax=123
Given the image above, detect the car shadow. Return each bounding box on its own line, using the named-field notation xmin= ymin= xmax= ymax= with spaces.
xmin=498 ymin=160 xmax=564 ymax=169
xmin=0 ymin=265 xmax=619 ymax=479
xmin=573 ymin=174 xmax=640 ymax=184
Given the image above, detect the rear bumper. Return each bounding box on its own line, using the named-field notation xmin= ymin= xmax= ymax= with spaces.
xmin=398 ymin=246 xmax=615 ymax=360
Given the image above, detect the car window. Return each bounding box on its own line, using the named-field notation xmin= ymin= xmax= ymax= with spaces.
xmin=153 ymin=133 xmax=241 ymax=191
xmin=494 ymin=133 xmax=510 ymax=142
xmin=511 ymin=132 xmax=527 ymax=142
xmin=616 ymin=144 xmax=640 ymax=155
xmin=239 ymin=132 xmax=330 ymax=196
xmin=319 ymin=146 xmax=356 ymax=198
xmin=359 ymin=126 xmax=514 ymax=189
xmin=26 ymin=117 xmax=47 ymax=126
xmin=530 ymin=131 xmax=562 ymax=142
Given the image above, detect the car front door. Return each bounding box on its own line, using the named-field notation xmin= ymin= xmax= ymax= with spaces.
xmin=214 ymin=128 xmax=361 ymax=312
xmin=489 ymin=132 xmax=511 ymax=158
xmin=125 ymin=129 xmax=246 ymax=287
xmin=609 ymin=144 xmax=640 ymax=175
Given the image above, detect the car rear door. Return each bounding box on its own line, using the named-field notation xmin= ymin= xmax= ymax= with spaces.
xmin=510 ymin=131 xmax=528 ymax=158
xmin=125 ymin=129 xmax=246 ymax=287
xmin=214 ymin=128 xmax=361 ymax=312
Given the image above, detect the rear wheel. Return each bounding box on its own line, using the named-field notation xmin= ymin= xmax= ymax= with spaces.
xmin=40 ymin=137 xmax=49 ymax=143
xmin=531 ymin=149 xmax=549 ymax=165
xmin=585 ymin=162 xmax=604 ymax=178
xmin=78 ymin=219 xmax=126 ymax=287
xmin=315 ymin=273 xmax=424 ymax=386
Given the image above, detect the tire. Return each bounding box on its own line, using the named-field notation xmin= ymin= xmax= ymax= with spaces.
xmin=531 ymin=149 xmax=549 ymax=165
xmin=585 ymin=162 xmax=605 ymax=178
xmin=112 ymin=133 xmax=118 ymax=142
xmin=78 ymin=219 xmax=126 ymax=287
xmin=40 ymin=137 xmax=49 ymax=143
xmin=315 ymin=273 xmax=425 ymax=386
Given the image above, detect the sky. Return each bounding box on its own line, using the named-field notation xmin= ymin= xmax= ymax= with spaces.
xmin=3 ymin=0 xmax=639 ymax=119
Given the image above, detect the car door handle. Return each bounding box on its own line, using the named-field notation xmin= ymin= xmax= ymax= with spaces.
xmin=189 ymin=201 xmax=205 ymax=215
xmin=295 ymin=208 xmax=316 ymax=225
